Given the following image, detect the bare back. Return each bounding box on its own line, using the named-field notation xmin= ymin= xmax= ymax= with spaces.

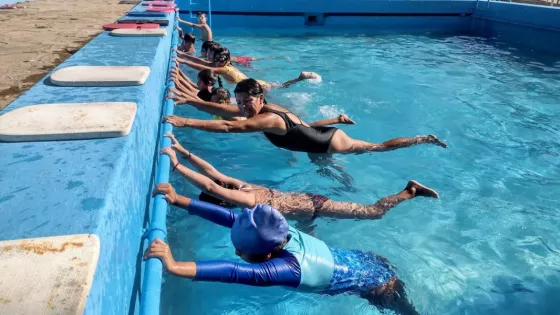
xmin=253 ymin=188 xmax=316 ymax=220
xmin=200 ymin=24 xmax=212 ymax=42
xmin=221 ymin=64 xmax=248 ymax=84
xmin=262 ymin=104 xmax=311 ymax=131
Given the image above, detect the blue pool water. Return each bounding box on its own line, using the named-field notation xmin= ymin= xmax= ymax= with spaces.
xmin=161 ymin=34 xmax=560 ymax=314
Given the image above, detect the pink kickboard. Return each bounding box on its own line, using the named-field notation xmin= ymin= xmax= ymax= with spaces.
xmin=142 ymin=2 xmax=176 ymax=7
xmin=146 ymin=7 xmax=175 ymax=13
xmin=143 ymin=4 xmax=176 ymax=8
xmin=103 ymin=23 xmax=159 ymax=31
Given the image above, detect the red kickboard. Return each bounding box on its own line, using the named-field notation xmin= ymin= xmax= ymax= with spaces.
xmin=142 ymin=5 xmax=177 ymax=10
xmin=143 ymin=4 xmax=176 ymax=8
xmin=142 ymin=2 xmax=176 ymax=6
xmin=146 ymin=7 xmax=175 ymax=13
xmin=143 ymin=4 xmax=176 ymax=7
xmin=102 ymin=23 xmax=159 ymax=30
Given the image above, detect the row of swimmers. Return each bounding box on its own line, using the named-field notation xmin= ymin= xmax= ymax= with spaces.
xmin=144 ymin=14 xmax=449 ymax=315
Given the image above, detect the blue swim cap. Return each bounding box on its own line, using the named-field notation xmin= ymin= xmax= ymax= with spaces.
xmin=231 ymin=204 xmax=289 ymax=255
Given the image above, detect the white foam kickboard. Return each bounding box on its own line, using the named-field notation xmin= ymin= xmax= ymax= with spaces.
xmin=50 ymin=66 xmax=150 ymax=86
xmin=0 ymin=234 xmax=100 ymax=315
xmin=0 ymin=102 xmax=137 ymax=142
xmin=110 ymin=28 xmax=167 ymax=37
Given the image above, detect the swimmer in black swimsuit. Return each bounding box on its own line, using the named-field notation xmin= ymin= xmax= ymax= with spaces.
xmin=163 ymin=78 xmax=448 ymax=155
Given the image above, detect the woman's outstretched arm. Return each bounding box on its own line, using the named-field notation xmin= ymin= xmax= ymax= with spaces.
xmin=165 ymin=133 xmax=247 ymax=188
xmin=163 ymin=112 xmax=281 ymax=133
xmin=161 ymin=146 xmax=255 ymax=208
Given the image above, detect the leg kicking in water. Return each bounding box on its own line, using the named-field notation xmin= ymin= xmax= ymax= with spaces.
xmin=162 ymin=79 xmax=448 ymax=157
xmin=329 ymin=131 xmax=447 ymax=155
xmin=314 ymin=180 xmax=437 ymax=219
xmin=160 ymin=133 xmax=439 ymax=221
xmin=146 ymin=186 xmax=420 ymax=315
xmin=261 ymin=71 xmax=322 ymax=90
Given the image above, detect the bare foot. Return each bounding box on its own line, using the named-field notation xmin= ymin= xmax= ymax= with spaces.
xmin=406 ymin=180 xmax=439 ymax=198
xmin=425 ymin=134 xmax=447 ymax=148
xmin=337 ymin=114 xmax=355 ymax=125
xmin=299 ymin=71 xmax=320 ymax=80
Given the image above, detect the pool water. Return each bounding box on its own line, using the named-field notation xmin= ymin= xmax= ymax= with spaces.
xmin=161 ymin=34 xmax=560 ymax=315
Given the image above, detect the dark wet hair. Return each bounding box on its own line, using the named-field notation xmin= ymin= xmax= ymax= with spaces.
xmin=197 ymin=69 xmax=221 ymax=87
xmin=234 ymin=78 xmax=264 ymax=96
xmin=210 ymin=87 xmax=231 ymax=103
xmin=212 ymin=47 xmax=231 ymax=64
xmin=183 ymin=32 xmax=195 ymax=44
xmin=197 ymin=12 xmax=206 ymax=18
xmin=198 ymin=180 xmax=235 ymax=208
xmin=201 ymin=41 xmax=220 ymax=55
xmin=178 ymin=29 xmax=184 ymax=39
xmin=201 ymin=41 xmax=219 ymax=50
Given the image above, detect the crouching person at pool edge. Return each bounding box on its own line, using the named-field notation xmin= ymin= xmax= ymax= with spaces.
xmin=145 ymin=184 xmax=419 ymax=315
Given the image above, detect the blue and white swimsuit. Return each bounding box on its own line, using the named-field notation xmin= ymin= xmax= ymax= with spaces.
xmin=188 ymin=200 xmax=396 ymax=294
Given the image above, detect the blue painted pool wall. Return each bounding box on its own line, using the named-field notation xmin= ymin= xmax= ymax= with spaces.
xmin=178 ymin=0 xmax=475 ymax=33
xmin=472 ymin=2 xmax=560 ymax=53
xmin=181 ymin=0 xmax=475 ymax=13
xmin=179 ymin=0 xmax=560 ymax=52
xmin=201 ymin=16 xmax=473 ymax=34
xmin=84 ymin=22 xmax=174 ymax=315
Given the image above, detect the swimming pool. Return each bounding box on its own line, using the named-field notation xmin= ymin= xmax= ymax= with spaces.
xmin=161 ymin=34 xmax=560 ymax=314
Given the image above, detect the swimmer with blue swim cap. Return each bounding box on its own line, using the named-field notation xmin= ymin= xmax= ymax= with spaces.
xmin=145 ymin=183 xmax=420 ymax=315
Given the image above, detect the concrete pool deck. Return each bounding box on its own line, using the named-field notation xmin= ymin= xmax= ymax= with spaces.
xmin=0 ymin=0 xmax=136 ymax=111
xmin=0 ymin=2 xmax=175 ymax=313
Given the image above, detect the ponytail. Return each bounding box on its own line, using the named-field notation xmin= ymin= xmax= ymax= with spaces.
xmin=217 ymin=76 xmax=223 ymax=87
xmin=213 ymin=47 xmax=231 ymax=65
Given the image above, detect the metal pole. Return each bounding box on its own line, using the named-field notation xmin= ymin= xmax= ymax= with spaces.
xmin=208 ymin=0 xmax=212 ymax=28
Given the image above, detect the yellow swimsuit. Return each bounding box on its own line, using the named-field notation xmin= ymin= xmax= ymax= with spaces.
xmin=222 ymin=64 xmax=247 ymax=84
xmin=222 ymin=64 xmax=269 ymax=90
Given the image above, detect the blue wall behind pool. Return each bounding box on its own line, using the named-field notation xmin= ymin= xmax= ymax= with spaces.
xmin=471 ymin=2 xmax=560 ymax=53
xmin=0 ymin=6 xmax=174 ymax=315
xmin=177 ymin=0 xmax=560 ymax=52
xmin=178 ymin=0 xmax=476 ymax=33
